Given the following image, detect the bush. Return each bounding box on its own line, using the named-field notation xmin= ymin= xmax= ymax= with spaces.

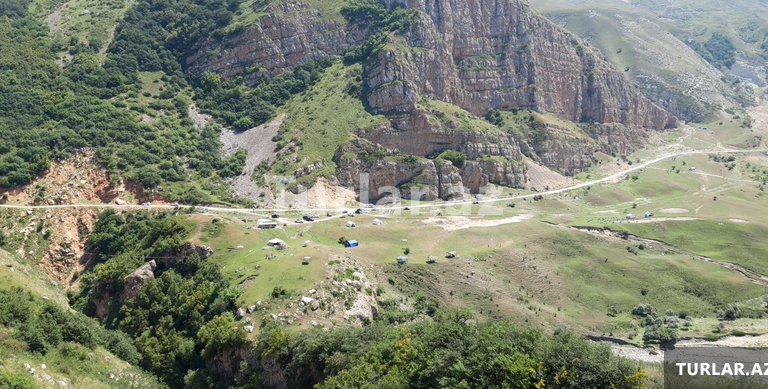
xmin=631 ymin=304 xmax=656 ymax=317
xmin=720 ymin=305 xmax=742 ymax=320
xmin=0 ymin=370 xmax=38 ymax=389
xmin=233 ymin=117 xmax=254 ymax=131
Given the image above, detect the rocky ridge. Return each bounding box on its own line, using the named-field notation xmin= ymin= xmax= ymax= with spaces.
xmin=367 ymin=0 xmax=676 ymax=130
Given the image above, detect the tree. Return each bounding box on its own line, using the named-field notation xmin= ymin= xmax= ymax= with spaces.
xmin=135 ymin=166 xmax=162 ymax=189
xmin=200 ymin=72 xmax=221 ymax=91
xmin=233 ymin=116 xmax=254 ymax=131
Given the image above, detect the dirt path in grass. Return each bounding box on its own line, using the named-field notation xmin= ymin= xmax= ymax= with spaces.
xmin=421 ymin=214 xmax=533 ymax=231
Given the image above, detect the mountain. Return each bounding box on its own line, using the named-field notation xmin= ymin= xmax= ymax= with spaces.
xmin=183 ymin=0 xmax=677 ymax=202
xmin=530 ymin=0 xmax=768 ymax=121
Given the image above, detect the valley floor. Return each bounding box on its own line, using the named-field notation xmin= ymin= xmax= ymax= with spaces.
xmin=3 ymin=99 xmax=768 ymax=371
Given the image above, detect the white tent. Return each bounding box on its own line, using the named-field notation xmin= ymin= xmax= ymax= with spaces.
xmin=267 ymin=238 xmax=285 ymax=246
xmin=346 ymin=221 xmax=356 ymax=228
xmin=373 ymin=219 xmax=382 ymax=226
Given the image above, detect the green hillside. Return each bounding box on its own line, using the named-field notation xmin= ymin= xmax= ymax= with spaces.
xmin=0 ymin=249 xmax=165 ymax=388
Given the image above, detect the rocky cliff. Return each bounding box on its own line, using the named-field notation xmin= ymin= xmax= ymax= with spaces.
xmin=367 ymin=0 xmax=677 ymax=130
xmin=515 ymin=121 xmax=648 ymax=176
xmin=187 ymin=1 xmax=364 ymax=84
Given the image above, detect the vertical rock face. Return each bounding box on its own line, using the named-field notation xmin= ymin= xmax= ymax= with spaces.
xmin=367 ymin=0 xmax=677 ymax=130
xmin=333 ymin=139 xmax=526 ymax=201
xmin=186 ymin=1 xmax=365 ymax=83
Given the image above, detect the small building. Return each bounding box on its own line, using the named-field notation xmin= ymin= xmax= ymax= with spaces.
xmin=626 ymin=213 xmax=636 ymax=220
xmin=345 ymin=240 xmax=359 ymax=248
xmin=373 ymin=219 xmax=383 ymax=226
xmin=257 ymin=219 xmax=278 ymax=229
xmin=689 ymin=167 xmax=696 ymax=171
xmin=446 ymin=251 xmax=457 ymax=259
xmin=397 ymin=256 xmax=408 ymax=264
xmin=346 ymin=221 xmax=356 ymax=228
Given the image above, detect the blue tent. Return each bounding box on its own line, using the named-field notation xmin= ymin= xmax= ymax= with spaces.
xmin=346 ymin=240 xmax=359 ymax=248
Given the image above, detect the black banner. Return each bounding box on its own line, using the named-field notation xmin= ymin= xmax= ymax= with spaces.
xmin=664 ymin=347 xmax=768 ymax=388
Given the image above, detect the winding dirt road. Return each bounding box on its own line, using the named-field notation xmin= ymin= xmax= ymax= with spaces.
xmin=1 ymin=148 xmax=765 ymax=215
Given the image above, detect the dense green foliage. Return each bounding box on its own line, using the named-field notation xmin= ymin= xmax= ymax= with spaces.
xmin=73 ymin=211 xmax=243 ymax=387
xmin=690 ymin=33 xmax=737 ymax=69
xmin=0 ymin=0 xmax=30 ymax=19
xmin=0 ymin=287 xmax=141 ymax=364
xmin=258 ymin=311 xmax=648 ymax=389
xmin=108 ymin=0 xmax=240 ymax=80
xmin=0 ymin=2 xmax=244 ymax=193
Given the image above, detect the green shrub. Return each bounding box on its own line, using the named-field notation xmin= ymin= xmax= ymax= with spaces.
xmin=437 ymin=150 xmax=467 ymax=168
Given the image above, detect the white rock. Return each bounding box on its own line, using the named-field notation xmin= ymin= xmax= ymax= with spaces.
xmin=244 ymin=325 xmax=254 ymax=333
xmin=301 ymin=296 xmax=314 ymax=304
xmin=269 ymin=314 xmax=278 ymax=320
xmin=311 ymin=320 xmax=318 ymax=326
xmin=40 ymin=364 xmax=46 ymax=370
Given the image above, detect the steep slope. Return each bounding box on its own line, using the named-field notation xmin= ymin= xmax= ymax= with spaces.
xmin=545 ymin=9 xmax=742 ymax=122
xmin=533 ymin=0 xmax=768 ymax=120
xmin=0 ymin=249 xmax=165 ymax=388
xmin=367 ymin=0 xmax=677 ymax=130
